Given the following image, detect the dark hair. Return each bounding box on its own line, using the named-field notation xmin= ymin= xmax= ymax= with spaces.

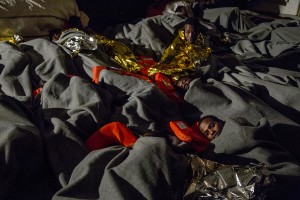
xmin=192 ymin=2 xmax=204 ymax=18
xmin=184 ymin=17 xmax=200 ymax=28
xmin=184 ymin=17 xmax=209 ymax=34
xmin=68 ymin=16 xmax=83 ymax=29
xmin=199 ymin=115 xmax=223 ymax=124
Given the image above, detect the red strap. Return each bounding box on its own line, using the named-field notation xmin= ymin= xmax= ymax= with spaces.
xmin=168 ymin=121 xmax=211 ymax=153
xmin=116 ymin=69 xmax=152 ymax=82
xmin=137 ymin=56 xmax=156 ymax=68
xmin=92 ymin=66 xmax=107 ymax=84
xmin=139 ymin=66 xmax=151 ymax=76
xmin=154 ymin=73 xmax=175 ymax=94
xmin=189 ymin=123 xmax=210 ymax=153
xmin=33 ymin=87 xmax=42 ymax=98
xmin=137 ymin=56 xmax=156 ymax=76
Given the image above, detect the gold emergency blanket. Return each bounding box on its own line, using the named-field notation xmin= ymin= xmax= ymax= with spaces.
xmin=0 ymin=35 xmax=23 ymax=45
xmin=94 ymin=35 xmax=143 ymax=73
xmin=59 ymin=29 xmax=143 ymax=73
xmin=184 ymin=156 xmax=275 ymax=200
xmin=148 ymin=28 xmax=212 ymax=82
xmin=58 ymin=28 xmax=211 ymax=79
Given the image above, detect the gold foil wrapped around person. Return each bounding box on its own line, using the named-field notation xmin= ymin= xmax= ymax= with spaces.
xmin=93 ymin=34 xmax=143 ymax=73
xmin=56 ymin=17 xmax=212 ymax=83
xmin=146 ymin=17 xmax=212 ymax=83
xmin=54 ymin=17 xmax=212 ymax=96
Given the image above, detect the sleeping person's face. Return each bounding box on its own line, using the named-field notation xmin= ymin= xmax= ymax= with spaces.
xmin=176 ymin=77 xmax=192 ymax=90
xmin=184 ymin=24 xmax=197 ymax=44
xmin=199 ymin=117 xmax=223 ymax=140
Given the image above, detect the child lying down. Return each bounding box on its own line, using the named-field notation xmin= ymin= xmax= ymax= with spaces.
xmin=85 ymin=115 xmax=224 ymax=154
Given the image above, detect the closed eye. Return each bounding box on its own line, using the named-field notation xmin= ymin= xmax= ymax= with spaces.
xmin=209 ymin=122 xmax=215 ymax=129
xmin=204 ymin=130 xmax=209 ymax=136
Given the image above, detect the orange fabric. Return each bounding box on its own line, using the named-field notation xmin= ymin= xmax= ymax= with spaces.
xmin=154 ymin=73 xmax=175 ymax=94
xmin=85 ymin=128 xmax=113 ymax=151
xmin=116 ymin=69 xmax=152 ymax=82
xmin=100 ymin=122 xmax=137 ymax=146
xmin=139 ymin=66 xmax=151 ymax=76
xmin=137 ymin=56 xmax=156 ymax=76
xmin=92 ymin=66 xmax=107 ymax=84
xmin=137 ymin=56 xmax=156 ymax=68
xmin=168 ymin=121 xmax=193 ymax=142
xmin=85 ymin=122 xmax=137 ymax=151
xmin=168 ymin=120 xmax=211 ymax=153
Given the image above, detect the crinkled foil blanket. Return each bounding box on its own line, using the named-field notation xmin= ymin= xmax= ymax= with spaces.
xmin=58 ymin=29 xmax=211 ymax=81
xmin=184 ymin=155 xmax=276 ymax=200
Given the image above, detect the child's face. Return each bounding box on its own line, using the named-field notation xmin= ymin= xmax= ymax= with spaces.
xmin=176 ymin=77 xmax=192 ymax=90
xmin=199 ymin=117 xmax=223 ymax=140
xmin=184 ymin=24 xmax=197 ymax=44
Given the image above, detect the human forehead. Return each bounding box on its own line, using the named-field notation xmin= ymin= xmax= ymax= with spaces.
xmin=199 ymin=117 xmax=214 ymax=130
xmin=184 ymin=24 xmax=195 ymax=31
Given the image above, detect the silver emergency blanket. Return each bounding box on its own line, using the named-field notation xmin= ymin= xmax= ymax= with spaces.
xmin=61 ymin=30 xmax=98 ymax=55
xmin=184 ymin=156 xmax=275 ymax=200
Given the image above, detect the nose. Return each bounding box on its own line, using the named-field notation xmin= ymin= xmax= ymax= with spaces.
xmin=208 ymin=129 xmax=215 ymax=136
xmin=187 ymin=33 xmax=192 ymax=39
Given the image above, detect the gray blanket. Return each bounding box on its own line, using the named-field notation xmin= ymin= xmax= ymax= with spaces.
xmin=0 ymin=6 xmax=299 ymax=200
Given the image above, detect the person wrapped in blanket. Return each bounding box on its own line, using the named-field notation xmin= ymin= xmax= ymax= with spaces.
xmin=92 ymin=17 xmax=213 ymax=104
xmin=147 ymin=17 xmax=212 ymax=79
xmin=85 ymin=115 xmax=224 ymax=154
xmin=141 ymin=16 xmax=212 ymax=96
xmin=52 ymin=17 xmax=213 ymax=103
xmin=52 ymin=17 xmax=221 ymax=153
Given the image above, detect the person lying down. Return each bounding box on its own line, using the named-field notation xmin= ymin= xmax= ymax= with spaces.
xmin=53 ymin=17 xmax=215 ymax=100
xmin=85 ymin=115 xmax=224 ymax=154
